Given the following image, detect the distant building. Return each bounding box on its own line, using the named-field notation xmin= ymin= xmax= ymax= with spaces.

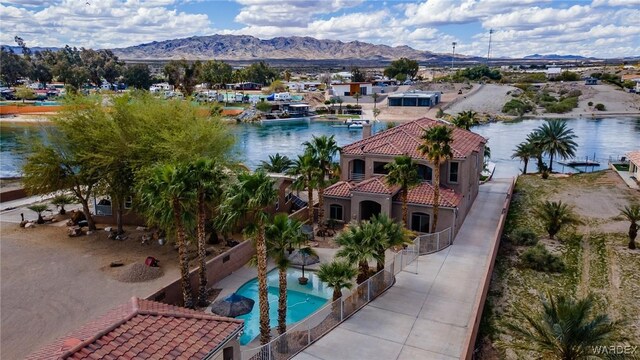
xmin=628 ymin=150 xmax=640 ymax=180
xmin=332 ymin=82 xmax=373 ymax=96
xmin=226 ymin=82 xmax=262 ymax=90
xmin=546 ymin=67 xmax=562 ymax=79
xmin=387 ymin=91 xmax=441 ymax=107
xmin=585 ymin=77 xmax=598 ymax=85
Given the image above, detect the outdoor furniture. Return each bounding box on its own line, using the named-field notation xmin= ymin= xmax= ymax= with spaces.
xmin=210 ymin=293 xmax=254 ymax=317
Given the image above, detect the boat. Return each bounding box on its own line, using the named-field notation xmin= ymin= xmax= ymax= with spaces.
xmin=260 ymin=103 xmax=315 ymax=124
xmin=344 ymin=119 xmax=370 ymax=129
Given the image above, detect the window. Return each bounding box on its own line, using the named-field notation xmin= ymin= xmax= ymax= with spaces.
xmin=417 ymin=165 xmax=432 ymax=182
xmin=223 ymin=346 xmax=234 ymax=360
xmin=373 ymin=161 xmax=389 ymax=175
xmin=124 ymin=196 xmax=133 ymax=209
xmin=411 ymin=212 xmax=430 ymax=233
xmin=449 ymin=162 xmax=459 ymax=183
xmin=329 ymin=204 xmax=343 ymax=221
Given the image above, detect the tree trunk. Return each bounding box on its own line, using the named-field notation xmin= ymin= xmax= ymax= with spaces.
xmin=401 ymin=189 xmax=408 ymax=228
xmin=318 ymin=187 xmax=325 ymax=229
xmin=629 ymin=223 xmax=638 ymax=250
xmin=79 ymin=197 xmax=96 ymax=231
xmin=278 ymin=266 xmax=287 ymax=335
xmin=197 ymin=192 xmax=209 ymax=307
xmin=332 ymin=289 xmax=342 ymax=302
xmin=173 ymin=200 xmax=194 ymax=308
xmin=307 ymin=182 xmax=314 ymax=224
xmin=116 ymin=199 xmax=124 ymax=235
xmin=523 ymin=158 xmax=528 ymax=174
xmin=549 ymin=152 xmax=554 ymax=172
xmin=356 ymin=261 xmax=369 ymax=284
xmin=431 ymin=164 xmax=440 ymax=233
xmin=255 ymin=225 xmax=271 ymax=345
xmin=376 ymin=251 xmax=385 ymax=272
xmin=36 ymin=213 xmax=44 ymax=224
xmin=59 ymin=205 xmax=66 ymax=215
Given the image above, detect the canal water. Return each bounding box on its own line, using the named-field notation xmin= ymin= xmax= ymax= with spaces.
xmin=1 ymin=117 xmax=639 ymax=178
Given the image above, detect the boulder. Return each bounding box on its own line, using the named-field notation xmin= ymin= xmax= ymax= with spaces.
xmin=136 ymin=226 xmax=147 ymax=231
xmin=104 ymin=227 xmax=112 ymax=232
xmin=25 ymin=222 xmax=36 ymax=229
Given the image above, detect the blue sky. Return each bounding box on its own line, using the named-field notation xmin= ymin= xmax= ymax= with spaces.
xmin=1 ymin=0 xmax=639 ymax=58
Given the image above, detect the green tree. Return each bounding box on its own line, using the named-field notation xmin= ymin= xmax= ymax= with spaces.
xmin=451 ymin=110 xmax=477 ymax=130
xmin=385 ymin=155 xmax=421 ymax=227
xmin=80 ymin=48 xmax=122 ymax=86
xmin=383 ymin=57 xmax=419 ymax=79
xmin=219 ymin=171 xmax=277 ymax=345
xmin=269 ymin=79 xmax=286 ymax=93
xmin=418 ymin=125 xmax=453 ymax=233
xmin=502 ymin=292 xmax=619 ymax=360
xmin=317 ymin=260 xmax=357 ymax=301
xmin=283 ymin=69 xmax=291 ymax=82
xmin=258 ymin=153 xmax=293 ymax=173
xmin=287 ymin=153 xmax=320 ymax=223
xmin=351 ymin=67 xmax=366 ymax=82
xmin=265 ymin=213 xmax=305 ymax=335
xmin=335 ymin=221 xmax=380 ymax=284
xmin=138 ymin=163 xmax=195 ymax=308
xmin=164 ymin=59 xmax=201 ymax=96
xmin=201 ymin=60 xmax=233 ymax=89
xmin=512 ymin=141 xmax=536 ymax=174
xmin=122 ymin=64 xmax=152 ymax=90
xmin=534 ymin=120 xmax=578 ymax=172
xmin=51 ymin=194 xmax=74 ymax=215
xmin=352 ymin=92 xmax=361 ymax=106
xmin=0 ymin=47 xmax=29 ymax=86
xmin=303 ymin=135 xmax=340 ymax=230
xmin=620 ymin=204 xmax=640 ymax=249
xmin=27 ymin=204 xmax=49 ymax=224
xmin=244 ymin=61 xmax=278 ymax=85
xmin=533 ymin=200 xmax=582 ymax=239
xmin=370 ymin=214 xmax=413 ymax=271
xmin=15 ymin=86 xmax=36 ymax=103
xmin=336 ymin=97 xmax=343 ymax=113
xmin=256 ymin=100 xmax=272 ymax=112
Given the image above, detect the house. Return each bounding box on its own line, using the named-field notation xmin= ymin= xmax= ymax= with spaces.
xmin=546 ymin=67 xmax=562 ymax=79
xmin=331 ymin=82 xmax=373 ymax=96
xmin=323 ymin=118 xmax=486 ymax=235
xmin=26 ymin=297 xmax=243 ymax=360
xmin=387 ymin=91 xmax=441 ymax=107
xmin=149 ymin=82 xmax=173 ymax=93
xmin=627 ymin=150 xmax=640 ymax=180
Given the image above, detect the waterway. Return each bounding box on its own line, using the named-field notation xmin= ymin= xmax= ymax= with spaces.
xmin=1 ymin=117 xmax=639 ymax=178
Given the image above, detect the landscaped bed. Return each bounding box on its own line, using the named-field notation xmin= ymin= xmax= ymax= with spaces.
xmin=477 ymin=170 xmax=640 ymax=359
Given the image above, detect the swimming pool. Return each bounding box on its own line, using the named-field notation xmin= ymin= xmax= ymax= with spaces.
xmin=236 ymin=268 xmax=332 ymax=346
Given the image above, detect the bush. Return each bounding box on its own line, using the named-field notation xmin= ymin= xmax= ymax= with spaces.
xmin=566 ymin=89 xmax=582 ymax=98
xmin=588 ymin=101 xmax=593 ymax=106
xmin=502 ymin=99 xmax=533 ymax=116
xmin=324 ymin=100 xmax=331 ymax=105
xmin=509 ymin=228 xmax=539 ymax=246
xmin=520 ymin=244 xmax=564 ymax=272
xmin=543 ymin=96 xmax=578 ymax=113
xmin=595 ymin=103 xmax=606 ymax=111
xmin=256 ymin=101 xmax=272 ymax=112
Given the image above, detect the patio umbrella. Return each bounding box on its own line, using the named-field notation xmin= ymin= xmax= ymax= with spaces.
xmin=301 ymin=224 xmax=314 ymax=240
xmin=288 ymin=248 xmax=320 ymax=266
xmin=210 ymin=293 xmax=255 ymax=317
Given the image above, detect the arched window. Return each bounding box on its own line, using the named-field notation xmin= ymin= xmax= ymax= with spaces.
xmin=417 ymin=164 xmax=432 ymax=182
xmin=411 ymin=212 xmax=430 ymax=233
xmin=329 ymin=204 xmax=343 ymax=221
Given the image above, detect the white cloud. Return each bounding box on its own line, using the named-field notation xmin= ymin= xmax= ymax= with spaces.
xmin=234 ymin=0 xmax=363 ymax=27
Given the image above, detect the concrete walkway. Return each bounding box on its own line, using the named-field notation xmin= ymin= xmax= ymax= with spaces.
xmin=294 ymin=179 xmax=512 ymax=360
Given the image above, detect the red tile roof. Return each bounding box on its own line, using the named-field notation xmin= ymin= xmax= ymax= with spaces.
xmin=352 ymin=176 xmax=400 ymax=195
xmin=26 ymin=297 xmax=243 ymax=360
xmin=342 ymin=117 xmax=486 ymax=160
xmin=397 ymin=182 xmax=461 ymax=207
xmin=324 ymin=181 xmax=354 ymax=198
xmin=627 ymin=150 xmax=640 ymax=166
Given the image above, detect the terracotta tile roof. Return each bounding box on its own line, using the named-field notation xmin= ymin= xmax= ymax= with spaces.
xmin=627 ymin=150 xmax=640 ymax=166
xmin=341 ymin=117 xmax=486 ymax=160
xmin=395 ymin=182 xmax=462 ymax=207
xmin=352 ymin=176 xmax=400 ymax=195
xmin=324 ymin=181 xmax=354 ymax=198
xmin=26 ymin=297 xmax=243 ymax=360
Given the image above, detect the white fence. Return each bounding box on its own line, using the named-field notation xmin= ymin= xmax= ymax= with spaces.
xmin=417 ymin=227 xmax=453 ymax=255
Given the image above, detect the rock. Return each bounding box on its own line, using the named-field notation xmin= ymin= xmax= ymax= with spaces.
xmin=104 ymin=227 xmax=112 ymax=232
xmin=19 ymin=221 xmax=28 ymax=228
xmin=25 ymin=222 xmax=36 ymax=228
xmin=68 ymin=227 xmax=82 ymax=237
xmin=110 ymin=261 xmax=124 ymax=267
xmin=115 ymin=234 xmax=128 ymax=241
xmin=86 ymin=231 xmax=93 ymax=235
xmin=136 ymin=226 xmax=147 ymax=231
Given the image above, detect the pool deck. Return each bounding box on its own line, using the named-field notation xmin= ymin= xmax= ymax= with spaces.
xmin=294 ymin=179 xmax=513 ymax=360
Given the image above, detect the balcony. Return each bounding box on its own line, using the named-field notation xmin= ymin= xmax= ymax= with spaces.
xmin=350 ymin=172 xmax=365 ymax=182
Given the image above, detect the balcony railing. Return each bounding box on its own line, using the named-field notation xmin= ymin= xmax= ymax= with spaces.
xmin=349 ymin=172 xmax=365 ymax=182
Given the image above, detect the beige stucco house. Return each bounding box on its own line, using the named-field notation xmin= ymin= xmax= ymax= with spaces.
xmin=627 ymin=150 xmax=640 ymax=180
xmin=323 ymin=117 xmax=486 ymax=235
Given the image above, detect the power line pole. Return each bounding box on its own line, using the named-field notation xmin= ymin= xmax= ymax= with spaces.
xmin=451 ymin=42 xmax=457 ymax=70
xmin=487 ymin=29 xmax=494 ymax=65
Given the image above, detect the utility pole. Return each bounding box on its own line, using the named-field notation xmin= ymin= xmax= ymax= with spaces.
xmin=487 ymin=29 xmax=494 ymax=65
xmin=451 ymin=42 xmax=457 ymax=70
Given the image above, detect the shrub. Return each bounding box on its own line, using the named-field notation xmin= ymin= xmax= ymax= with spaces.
xmin=520 ymin=244 xmax=565 ymax=272
xmin=324 ymin=100 xmax=331 ymax=105
xmin=588 ymin=101 xmax=593 ymax=106
xmin=595 ymin=103 xmax=606 ymax=111
xmin=543 ymin=96 xmax=578 ymax=113
xmin=502 ymin=99 xmax=533 ymax=116
xmin=509 ymin=228 xmax=539 ymax=246
xmin=256 ymin=101 xmax=272 ymax=112
xmin=566 ymin=89 xmax=582 ymax=98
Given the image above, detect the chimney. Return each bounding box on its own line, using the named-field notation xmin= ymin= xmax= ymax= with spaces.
xmin=363 ymin=122 xmax=372 ymax=139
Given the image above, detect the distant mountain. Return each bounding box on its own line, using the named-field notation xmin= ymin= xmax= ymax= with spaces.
xmin=524 ymin=53 xmax=593 ymax=60
xmin=1 ymin=45 xmax=60 ymax=54
xmin=109 ymin=34 xmax=466 ymax=62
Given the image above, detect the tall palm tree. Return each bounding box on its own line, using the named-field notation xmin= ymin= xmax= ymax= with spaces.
xmin=535 ymin=120 xmax=578 ymax=172
xmin=527 ymin=131 xmax=546 ymax=173
xmin=418 ymin=125 xmax=453 ymax=233
xmin=287 ymin=153 xmax=320 ymax=223
xmin=353 ymin=92 xmax=361 ymax=107
xmin=317 ymin=260 xmax=358 ymax=301
xmin=370 ymin=214 xmax=413 ymax=271
xmin=265 ymin=213 xmax=305 ymax=335
xmin=139 ymin=163 xmax=195 ymax=308
xmin=385 ymin=155 xmax=421 ymax=227
xmin=502 ymin=292 xmax=619 ymax=360
xmin=303 ymin=135 xmax=341 ymax=230
xmin=620 ymin=204 xmax=640 ymax=249
xmin=512 ymin=141 xmax=536 ymax=174
xmin=188 ymin=158 xmax=228 ymax=307
xmin=335 ymin=221 xmax=379 ymax=284
xmin=219 ymin=171 xmax=277 ymax=344
xmin=258 ymin=153 xmax=293 ymax=173
xmin=533 ymin=200 xmax=582 ymax=239
xmin=451 ymin=110 xmax=477 ymax=130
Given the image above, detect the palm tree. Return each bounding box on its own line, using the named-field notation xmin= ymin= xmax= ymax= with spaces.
xmin=512 ymin=141 xmax=536 ymax=174
xmin=502 ymin=292 xmax=619 ymax=360
xmin=188 ymin=158 xmax=228 ymax=307
xmin=303 ymin=135 xmax=341 ymax=231
xmin=371 ymin=92 xmax=379 ymax=111
xmin=533 ymin=200 xmax=582 ymax=239
xmin=620 ymin=204 xmax=640 ymax=249
xmin=287 ymin=153 xmax=320 ymax=223
xmin=451 ymin=110 xmax=477 ymax=130
xmin=526 ymin=131 xmax=547 ymax=173
xmin=385 ymin=156 xmax=421 ymax=227
xmin=219 ymin=171 xmax=276 ymax=345
xmin=336 ymin=97 xmax=343 ymax=114
xmin=317 ymin=260 xmax=358 ymax=301
xmin=51 ymin=194 xmax=74 ymax=215
xmin=353 ymin=92 xmax=361 ymax=107
xmin=418 ymin=125 xmax=453 ymax=233
xmin=371 ymin=214 xmax=413 ymax=271
xmin=535 ymin=120 xmax=578 ymax=172
xmin=139 ymin=163 xmax=195 ymax=308
xmin=258 ymin=153 xmax=293 ymax=173
xmin=27 ymin=204 xmax=49 ymax=224
xmin=335 ymin=221 xmax=379 ymax=284
xmin=265 ymin=213 xmax=305 ymax=335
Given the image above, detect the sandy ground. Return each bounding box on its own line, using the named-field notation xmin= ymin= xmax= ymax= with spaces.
xmin=446 ymin=84 xmax=518 ymax=116
xmin=0 ymin=216 xmax=231 ymax=359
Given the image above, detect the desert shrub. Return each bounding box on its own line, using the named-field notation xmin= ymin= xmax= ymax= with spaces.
xmin=324 ymin=100 xmax=331 ymax=105
xmin=543 ymin=96 xmax=578 ymax=113
xmin=521 ymin=73 xmax=547 ymax=83
xmin=514 ymin=83 xmax=531 ymax=91
xmin=509 ymin=228 xmax=539 ymax=246
xmin=538 ymin=92 xmax=557 ymax=103
xmin=502 ymin=99 xmax=533 ymax=116
xmin=588 ymin=101 xmax=593 ymax=106
xmin=595 ymin=103 xmax=606 ymax=111
xmin=567 ymin=89 xmax=582 ymax=98
xmin=256 ymin=101 xmax=272 ymax=112
xmin=520 ymin=244 xmax=565 ymax=272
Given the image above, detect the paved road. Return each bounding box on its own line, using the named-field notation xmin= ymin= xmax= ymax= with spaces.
xmin=294 ymin=179 xmax=512 ymax=360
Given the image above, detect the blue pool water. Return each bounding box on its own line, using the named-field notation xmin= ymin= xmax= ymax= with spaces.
xmin=235 ymin=268 xmax=332 ymax=346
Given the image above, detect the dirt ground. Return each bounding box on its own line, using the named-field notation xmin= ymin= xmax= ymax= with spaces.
xmin=478 ymin=170 xmax=640 ymax=359
xmin=0 ymin=219 xmax=231 ymax=359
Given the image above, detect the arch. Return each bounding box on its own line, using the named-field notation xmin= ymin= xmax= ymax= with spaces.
xmin=360 ymin=200 xmax=381 ymax=221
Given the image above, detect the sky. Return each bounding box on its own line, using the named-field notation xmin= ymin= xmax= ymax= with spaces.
xmin=0 ymin=0 xmax=639 ymax=58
